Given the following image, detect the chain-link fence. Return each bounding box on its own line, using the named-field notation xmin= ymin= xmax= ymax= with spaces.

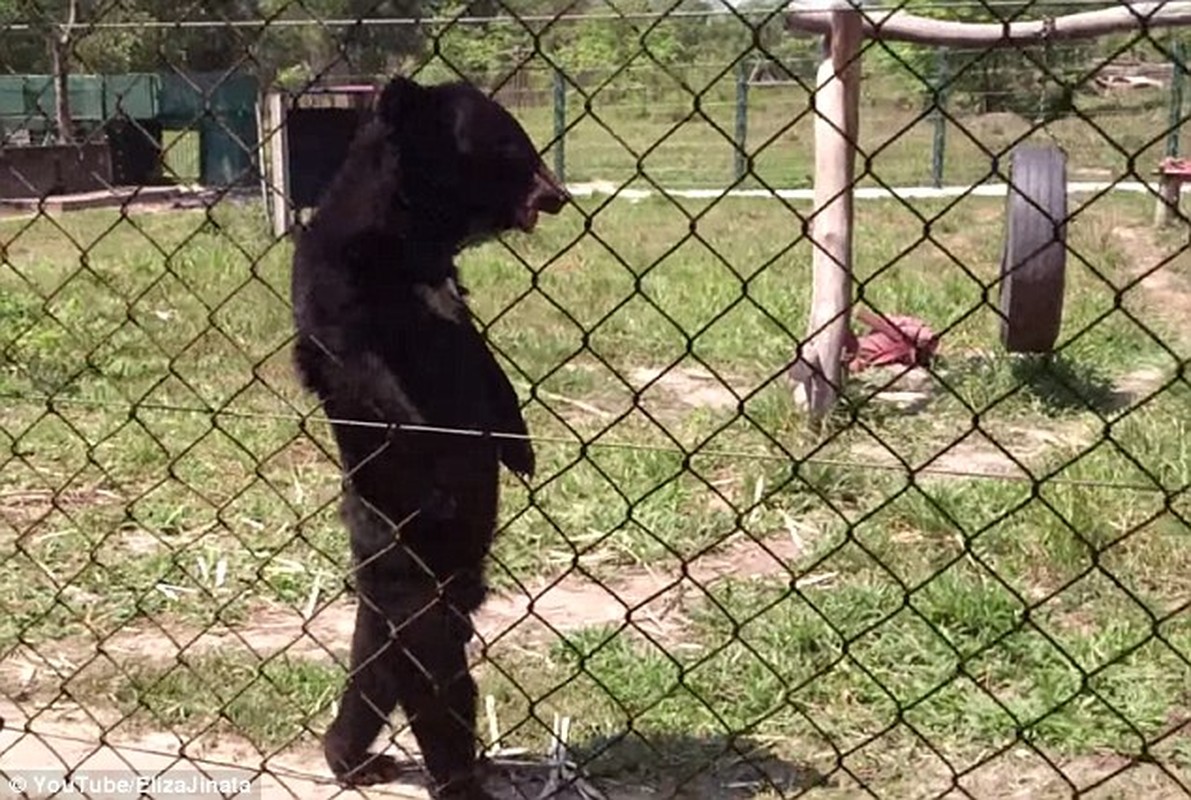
xmin=0 ymin=0 xmax=1189 ymax=798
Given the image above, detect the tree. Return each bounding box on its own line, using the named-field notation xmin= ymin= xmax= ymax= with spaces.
xmin=46 ymin=0 xmax=77 ymax=142
xmin=10 ymin=0 xmax=83 ymax=141
xmin=867 ymin=0 xmax=1106 ymax=117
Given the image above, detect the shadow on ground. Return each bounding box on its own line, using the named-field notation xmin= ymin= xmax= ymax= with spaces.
xmin=1008 ymin=353 xmax=1120 ymax=413
xmin=333 ymin=731 xmax=826 ymax=799
xmin=927 ymin=351 xmax=1122 ymax=416
xmin=553 ymin=731 xmax=828 ymax=799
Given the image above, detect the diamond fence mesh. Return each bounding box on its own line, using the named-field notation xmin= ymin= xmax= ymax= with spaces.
xmin=0 ymin=0 xmax=1189 ymax=798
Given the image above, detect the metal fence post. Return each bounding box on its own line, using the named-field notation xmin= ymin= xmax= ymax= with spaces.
xmin=553 ymin=67 xmax=566 ymax=185
xmin=931 ymin=46 xmax=949 ymax=188
xmin=735 ymin=59 xmax=749 ymax=183
xmin=1168 ymin=39 xmax=1186 ymax=158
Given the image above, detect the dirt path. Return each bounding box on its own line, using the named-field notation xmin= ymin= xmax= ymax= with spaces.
xmin=0 ymin=525 xmax=810 ymax=799
xmin=0 ymin=699 xmax=648 ymax=800
xmin=2 ymin=529 xmax=806 ymax=682
xmin=4 ymin=695 xmax=1186 ymax=800
xmin=0 ymin=527 xmax=818 ymax=798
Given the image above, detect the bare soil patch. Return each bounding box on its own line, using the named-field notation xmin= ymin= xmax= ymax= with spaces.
xmin=0 ymin=529 xmax=805 ymax=684
xmin=0 ymin=484 xmax=122 ymax=526
xmin=4 ymin=696 xmax=1186 ymax=800
xmin=1115 ymin=225 xmax=1191 ymax=356
xmin=628 ymin=365 xmax=740 ymax=414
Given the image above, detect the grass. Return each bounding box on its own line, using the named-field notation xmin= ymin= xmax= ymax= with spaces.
xmin=2 ymin=90 xmax=1191 ymax=793
xmin=161 ymin=129 xmax=201 ymax=183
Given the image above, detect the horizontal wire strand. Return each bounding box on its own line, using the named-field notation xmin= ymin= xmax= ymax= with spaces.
xmin=0 ymin=391 xmax=1177 ymax=494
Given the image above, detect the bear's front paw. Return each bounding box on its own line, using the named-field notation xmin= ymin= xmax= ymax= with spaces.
xmin=499 ymin=439 xmax=535 ymax=479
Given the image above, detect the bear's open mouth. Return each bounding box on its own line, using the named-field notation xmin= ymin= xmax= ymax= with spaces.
xmin=517 ymin=207 xmax=540 ymax=233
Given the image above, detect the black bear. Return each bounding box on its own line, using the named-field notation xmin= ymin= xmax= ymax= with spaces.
xmin=289 ymin=75 xmax=568 ymax=799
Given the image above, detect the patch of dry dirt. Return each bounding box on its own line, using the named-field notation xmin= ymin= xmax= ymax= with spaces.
xmin=628 ymin=365 xmax=741 ymax=413
xmin=0 ymin=696 xmax=611 ymax=800
xmin=4 ymin=695 xmax=1186 ymax=800
xmin=0 ymin=531 xmax=815 ymax=800
xmin=857 ymin=745 xmax=1191 ymax=799
xmin=844 ymin=359 xmax=1178 ymax=480
xmin=949 ymin=748 xmax=1191 ymax=800
xmin=837 ymin=219 xmax=1191 ymax=480
xmin=0 ymin=484 xmax=123 ymax=526
xmin=842 ymin=330 xmax=1179 ymax=482
xmin=850 ymin=421 xmax=1092 ymax=481
xmin=0 ymin=531 xmax=804 ymax=681
xmin=540 ymin=363 xmax=743 ymax=429
xmin=969 ymin=111 xmax=1029 ymax=130
xmin=1115 ymin=225 xmax=1191 ymax=355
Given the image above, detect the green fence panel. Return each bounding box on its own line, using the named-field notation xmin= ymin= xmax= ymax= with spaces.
xmin=21 ymin=76 xmax=53 ymax=119
xmin=104 ymin=74 xmax=160 ymax=120
xmin=0 ymin=76 xmax=26 ymax=117
xmin=66 ymin=75 xmax=104 ymax=121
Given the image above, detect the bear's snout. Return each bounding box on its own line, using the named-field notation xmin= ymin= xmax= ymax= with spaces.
xmin=533 ymin=165 xmax=569 ymax=213
xmin=516 ymin=165 xmax=568 ymax=232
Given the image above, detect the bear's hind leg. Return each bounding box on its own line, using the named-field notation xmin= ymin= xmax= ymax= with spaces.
xmin=389 ymin=590 xmax=494 ymax=799
xmin=324 ymin=599 xmax=410 ymax=786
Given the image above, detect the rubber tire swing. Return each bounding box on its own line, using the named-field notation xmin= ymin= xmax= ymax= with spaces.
xmin=998 ymin=144 xmax=1069 ymax=354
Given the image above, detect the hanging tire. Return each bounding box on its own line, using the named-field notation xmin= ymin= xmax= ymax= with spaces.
xmin=998 ymin=144 xmax=1068 ymax=354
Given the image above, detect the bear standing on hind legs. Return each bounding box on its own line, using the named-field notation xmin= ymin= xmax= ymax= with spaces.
xmin=289 ymin=75 xmax=568 ymax=799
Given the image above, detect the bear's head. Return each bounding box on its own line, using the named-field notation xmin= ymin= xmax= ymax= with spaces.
xmin=376 ymin=75 xmax=568 ymax=247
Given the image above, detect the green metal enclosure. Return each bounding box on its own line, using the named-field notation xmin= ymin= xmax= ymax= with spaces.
xmin=159 ymin=72 xmax=260 ymax=187
xmin=0 ymin=71 xmax=258 ymax=188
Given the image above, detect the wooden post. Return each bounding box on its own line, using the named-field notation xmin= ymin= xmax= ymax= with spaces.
xmin=264 ymin=90 xmax=292 ymax=240
xmin=1154 ymin=171 xmax=1182 ymax=227
xmin=786 ymin=2 xmax=1191 ymax=46
xmin=792 ymin=1 xmax=864 ymax=422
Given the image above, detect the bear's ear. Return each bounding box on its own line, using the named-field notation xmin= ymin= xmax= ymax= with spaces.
xmin=376 ymin=75 xmax=424 ymax=125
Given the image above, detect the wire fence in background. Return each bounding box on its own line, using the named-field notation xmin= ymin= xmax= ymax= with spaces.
xmin=0 ymin=1 xmax=1189 ymax=799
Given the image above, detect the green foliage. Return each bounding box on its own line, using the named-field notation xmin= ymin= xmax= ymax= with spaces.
xmin=0 ymin=0 xmax=798 ymax=85
xmin=0 ymin=0 xmax=1177 ymax=115
xmin=869 ymin=0 xmax=1102 ymax=118
xmin=0 ymin=0 xmax=1163 ymax=120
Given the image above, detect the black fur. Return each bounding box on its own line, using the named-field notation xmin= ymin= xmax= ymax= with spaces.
xmin=290 ymin=75 xmax=567 ymax=799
